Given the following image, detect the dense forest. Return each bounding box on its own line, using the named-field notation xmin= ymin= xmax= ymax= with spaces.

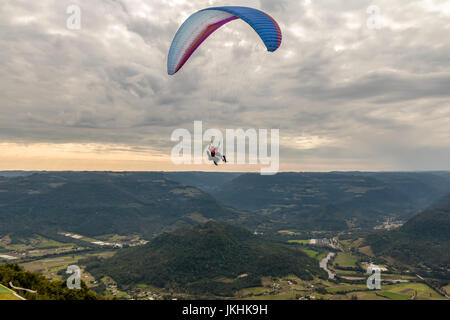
xmin=83 ymin=222 xmax=327 ymax=296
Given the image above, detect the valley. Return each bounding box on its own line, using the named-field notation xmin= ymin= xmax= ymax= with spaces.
xmin=1 ymin=171 xmax=449 ymax=300
xmin=1 ymin=225 xmax=447 ymax=300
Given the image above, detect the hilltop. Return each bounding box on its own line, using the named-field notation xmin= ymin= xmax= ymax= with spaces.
xmin=84 ymin=222 xmax=326 ymax=297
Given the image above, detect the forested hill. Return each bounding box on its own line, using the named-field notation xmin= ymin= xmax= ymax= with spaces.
xmin=211 ymin=172 xmax=450 ymax=230
xmin=84 ymin=222 xmax=327 ymax=296
xmin=366 ymin=193 xmax=450 ymax=275
xmin=2 ymin=171 xmax=450 ymax=237
xmin=0 ymin=172 xmax=241 ymax=238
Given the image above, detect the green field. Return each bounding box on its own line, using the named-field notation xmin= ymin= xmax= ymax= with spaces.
xmin=315 ymin=251 xmax=328 ymax=261
xmin=326 ymin=283 xmax=368 ymax=293
xmin=0 ymin=292 xmax=20 ymax=300
xmin=377 ymin=291 xmax=410 ymax=300
xmin=0 ymin=284 xmax=21 ymax=300
xmin=240 ymin=286 xmax=267 ymax=297
xmin=20 ymin=250 xmax=116 ymax=281
xmin=300 ymin=248 xmax=319 ymax=258
xmin=336 ymin=282 xmax=447 ymax=300
xmin=296 ymin=248 xmax=328 ymax=261
xmin=249 ymin=273 xmax=449 ymax=301
xmin=382 ymin=282 xmax=445 ymax=300
xmin=343 ymin=290 xmax=387 ymax=300
xmin=358 ymin=246 xmax=374 ymax=257
xmin=334 ymin=269 xmax=365 ymax=276
xmin=245 ymin=290 xmax=300 ymax=300
xmin=333 ymin=252 xmax=359 ymax=268
xmin=288 ymin=240 xmax=309 ymax=245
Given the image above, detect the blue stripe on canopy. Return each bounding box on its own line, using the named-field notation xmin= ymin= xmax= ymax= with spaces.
xmin=200 ymin=6 xmax=282 ymax=52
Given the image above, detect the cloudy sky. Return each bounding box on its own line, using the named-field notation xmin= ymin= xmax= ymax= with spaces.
xmin=1 ymin=0 xmax=450 ymax=172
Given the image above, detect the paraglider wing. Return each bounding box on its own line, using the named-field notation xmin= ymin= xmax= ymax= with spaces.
xmin=167 ymin=6 xmax=282 ymax=75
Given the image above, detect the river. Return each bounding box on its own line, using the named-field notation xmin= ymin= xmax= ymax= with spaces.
xmin=319 ymin=252 xmax=336 ymax=280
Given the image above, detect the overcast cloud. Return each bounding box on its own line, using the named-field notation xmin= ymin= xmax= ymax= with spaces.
xmin=0 ymin=0 xmax=450 ymax=171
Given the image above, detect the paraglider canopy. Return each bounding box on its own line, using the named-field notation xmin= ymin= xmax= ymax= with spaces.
xmin=167 ymin=6 xmax=282 ymax=75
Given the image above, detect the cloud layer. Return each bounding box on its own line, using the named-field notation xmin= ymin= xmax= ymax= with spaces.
xmin=1 ymin=0 xmax=450 ymax=171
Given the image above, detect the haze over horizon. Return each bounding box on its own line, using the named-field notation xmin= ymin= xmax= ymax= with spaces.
xmin=1 ymin=0 xmax=450 ymax=172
